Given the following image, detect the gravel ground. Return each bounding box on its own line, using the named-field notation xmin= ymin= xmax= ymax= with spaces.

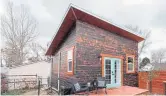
xmin=22 ymin=88 xmax=58 ymax=95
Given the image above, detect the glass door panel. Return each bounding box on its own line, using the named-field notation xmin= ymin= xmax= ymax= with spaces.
xmin=104 ymin=57 xmax=121 ymax=88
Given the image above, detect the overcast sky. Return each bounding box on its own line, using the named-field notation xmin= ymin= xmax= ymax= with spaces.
xmin=0 ymin=0 xmax=166 ymax=58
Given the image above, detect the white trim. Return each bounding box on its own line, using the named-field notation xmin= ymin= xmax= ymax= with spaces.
xmin=127 ymin=56 xmax=135 ymax=72
xmin=128 ymin=63 xmax=134 ymax=72
xmin=67 ymin=49 xmax=73 ymax=72
xmin=67 ymin=60 xmax=72 ymax=72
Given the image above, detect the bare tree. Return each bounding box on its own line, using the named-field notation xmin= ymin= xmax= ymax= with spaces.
xmin=125 ymin=25 xmax=151 ymax=57
xmin=29 ymin=43 xmax=47 ymax=61
xmin=151 ymin=48 xmax=166 ymax=63
xmin=30 ymin=43 xmax=40 ymax=59
xmin=39 ymin=44 xmax=47 ymax=53
xmin=139 ymin=58 xmax=160 ymax=94
xmin=1 ymin=2 xmax=38 ymax=66
xmin=140 ymin=68 xmax=160 ymax=94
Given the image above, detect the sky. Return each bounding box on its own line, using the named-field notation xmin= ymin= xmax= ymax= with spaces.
xmin=0 ymin=0 xmax=166 ymax=58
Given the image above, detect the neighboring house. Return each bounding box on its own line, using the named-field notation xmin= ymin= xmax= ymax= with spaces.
xmin=8 ymin=61 xmax=51 ymax=78
xmin=140 ymin=63 xmax=166 ymax=71
xmin=1 ymin=65 xmax=8 ymax=74
xmin=140 ymin=63 xmax=154 ymax=71
xmin=46 ymin=5 xmax=144 ymax=90
xmin=6 ymin=61 xmax=51 ymax=90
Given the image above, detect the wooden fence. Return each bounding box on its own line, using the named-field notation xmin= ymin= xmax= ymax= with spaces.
xmin=2 ymin=74 xmax=50 ymax=95
xmin=139 ymin=71 xmax=166 ymax=95
xmin=6 ymin=74 xmax=38 ymax=90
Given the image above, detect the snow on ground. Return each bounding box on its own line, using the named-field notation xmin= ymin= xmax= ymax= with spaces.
xmin=8 ymin=61 xmax=51 ymax=78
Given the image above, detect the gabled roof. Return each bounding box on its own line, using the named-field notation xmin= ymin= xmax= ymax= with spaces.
xmin=46 ymin=4 xmax=144 ymax=55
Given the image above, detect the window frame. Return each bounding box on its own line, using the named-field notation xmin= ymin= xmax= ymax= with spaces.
xmin=67 ymin=46 xmax=75 ymax=75
xmin=67 ymin=58 xmax=73 ymax=72
xmin=126 ymin=55 xmax=135 ymax=73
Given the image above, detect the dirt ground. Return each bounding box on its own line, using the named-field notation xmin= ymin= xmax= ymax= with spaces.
xmin=22 ymin=89 xmax=47 ymax=95
xmin=22 ymin=89 xmax=58 ymax=95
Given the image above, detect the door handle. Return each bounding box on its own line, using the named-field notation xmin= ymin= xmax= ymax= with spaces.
xmin=112 ymin=71 xmax=114 ymax=75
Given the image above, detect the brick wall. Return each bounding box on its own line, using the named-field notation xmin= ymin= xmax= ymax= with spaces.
xmin=75 ymin=20 xmax=138 ymax=86
xmin=139 ymin=71 xmax=166 ymax=95
xmin=52 ymin=20 xmax=139 ymax=89
xmin=52 ymin=25 xmax=77 ymax=89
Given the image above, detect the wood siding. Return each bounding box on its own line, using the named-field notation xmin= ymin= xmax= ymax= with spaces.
xmin=139 ymin=71 xmax=166 ymax=95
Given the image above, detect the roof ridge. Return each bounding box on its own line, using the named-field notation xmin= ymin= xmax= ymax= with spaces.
xmin=70 ymin=4 xmax=144 ymax=39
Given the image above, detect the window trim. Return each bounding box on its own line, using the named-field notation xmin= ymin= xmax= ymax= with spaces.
xmin=67 ymin=46 xmax=75 ymax=75
xmin=126 ymin=54 xmax=135 ymax=74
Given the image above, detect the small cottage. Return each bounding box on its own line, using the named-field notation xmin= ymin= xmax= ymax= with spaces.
xmin=46 ymin=5 xmax=144 ymax=91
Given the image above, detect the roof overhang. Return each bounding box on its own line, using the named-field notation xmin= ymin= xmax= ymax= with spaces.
xmin=46 ymin=4 xmax=144 ymax=56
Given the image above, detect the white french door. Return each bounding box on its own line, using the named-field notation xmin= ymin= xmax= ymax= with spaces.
xmin=104 ymin=57 xmax=121 ymax=88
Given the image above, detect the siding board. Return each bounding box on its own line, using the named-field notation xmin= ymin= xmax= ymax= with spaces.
xmin=139 ymin=71 xmax=166 ymax=94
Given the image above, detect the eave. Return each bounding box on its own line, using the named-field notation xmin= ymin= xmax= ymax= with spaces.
xmin=46 ymin=4 xmax=144 ymax=56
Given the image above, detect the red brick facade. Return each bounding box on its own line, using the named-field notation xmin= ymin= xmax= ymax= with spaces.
xmin=52 ymin=20 xmax=139 ymax=89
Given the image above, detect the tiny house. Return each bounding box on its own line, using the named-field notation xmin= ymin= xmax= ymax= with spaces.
xmin=46 ymin=5 xmax=144 ymax=90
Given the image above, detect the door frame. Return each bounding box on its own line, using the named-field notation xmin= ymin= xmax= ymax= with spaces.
xmin=101 ymin=54 xmax=124 ymax=86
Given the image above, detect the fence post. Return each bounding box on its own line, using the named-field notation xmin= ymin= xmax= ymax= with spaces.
xmin=38 ymin=80 xmax=41 ymax=96
xmin=40 ymin=77 xmax=42 ymax=86
xmin=36 ymin=74 xmax=38 ymax=86
xmin=149 ymin=81 xmax=152 ymax=93
xmin=163 ymin=81 xmax=166 ymax=95
xmin=47 ymin=77 xmax=50 ymax=88
xmin=14 ymin=79 xmax=15 ymax=89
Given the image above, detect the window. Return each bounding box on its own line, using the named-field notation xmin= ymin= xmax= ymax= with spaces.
xmin=68 ymin=59 xmax=72 ymax=72
xmin=126 ymin=55 xmax=135 ymax=73
xmin=67 ymin=47 xmax=74 ymax=74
